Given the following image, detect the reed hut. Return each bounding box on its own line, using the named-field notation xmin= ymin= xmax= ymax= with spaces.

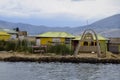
xmin=36 ymin=32 xmax=75 ymax=46
xmin=73 ymin=29 xmax=108 ymax=57
xmin=0 ymin=32 xmax=11 ymax=41
xmin=72 ymin=35 xmax=108 ymax=52
xmin=0 ymin=28 xmax=18 ymax=39
xmin=108 ymin=38 xmax=120 ymax=54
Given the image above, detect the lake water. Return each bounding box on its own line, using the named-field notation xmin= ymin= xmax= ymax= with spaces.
xmin=0 ymin=62 xmax=120 ymax=80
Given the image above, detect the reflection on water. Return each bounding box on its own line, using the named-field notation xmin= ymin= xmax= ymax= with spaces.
xmin=0 ymin=62 xmax=120 ymax=80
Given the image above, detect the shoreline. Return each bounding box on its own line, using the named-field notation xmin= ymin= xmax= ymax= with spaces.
xmin=0 ymin=52 xmax=120 ymax=63
xmin=1 ymin=56 xmax=120 ymax=64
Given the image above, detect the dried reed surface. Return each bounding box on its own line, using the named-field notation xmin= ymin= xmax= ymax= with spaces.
xmin=0 ymin=51 xmax=120 ymax=63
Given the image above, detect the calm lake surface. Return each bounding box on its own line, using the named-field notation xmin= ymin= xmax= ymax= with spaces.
xmin=0 ymin=62 xmax=120 ymax=80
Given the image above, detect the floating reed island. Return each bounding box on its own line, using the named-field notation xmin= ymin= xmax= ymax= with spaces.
xmin=0 ymin=29 xmax=120 ymax=63
xmin=0 ymin=52 xmax=120 ymax=64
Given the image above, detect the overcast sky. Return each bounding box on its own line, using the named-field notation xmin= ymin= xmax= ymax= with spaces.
xmin=0 ymin=0 xmax=120 ymax=27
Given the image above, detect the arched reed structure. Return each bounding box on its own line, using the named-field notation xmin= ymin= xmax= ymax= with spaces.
xmin=74 ymin=29 xmax=102 ymax=57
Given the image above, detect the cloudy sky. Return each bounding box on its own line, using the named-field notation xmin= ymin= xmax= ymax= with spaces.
xmin=0 ymin=0 xmax=120 ymax=27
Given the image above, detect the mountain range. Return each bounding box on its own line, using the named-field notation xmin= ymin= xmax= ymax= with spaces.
xmin=0 ymin=14 xmax=120 ymax=38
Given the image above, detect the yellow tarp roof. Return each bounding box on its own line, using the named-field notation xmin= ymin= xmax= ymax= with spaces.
xmin=0 ymin=31 xmax=10 ymax=36
xmin=37 ymin=32 xmax=75 ymax=38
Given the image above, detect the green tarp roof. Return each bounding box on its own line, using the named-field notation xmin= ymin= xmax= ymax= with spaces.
xmin=37 ymin=32 xmax=75 ymax=38
xmin=0 ymin=28 xmax=17 ymax=34
xmin=73 ymin=34 xmax=108 ymax=40
xmin=37 ymin=31 xmax=107 ymax=40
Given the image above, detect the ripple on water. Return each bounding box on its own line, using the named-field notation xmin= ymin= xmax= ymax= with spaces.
xmin=0 ymin=62 xmax=120 ymax=80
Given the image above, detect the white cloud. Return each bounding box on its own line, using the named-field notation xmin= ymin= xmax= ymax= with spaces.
xmin=0 ymin=0 xmax=120 ymax=20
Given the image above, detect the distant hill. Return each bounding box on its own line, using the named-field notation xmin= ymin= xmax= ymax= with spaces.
xmin=0 ymin=20 xmax=75 ymax=35
xmin=71 ymin=14 xmax=120 ymax=37
xmin=0 ymin=14 xmax=120 ymax=37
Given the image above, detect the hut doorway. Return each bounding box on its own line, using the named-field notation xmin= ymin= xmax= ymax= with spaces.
xmin=36 ymin=39 xmax=41 ymax=46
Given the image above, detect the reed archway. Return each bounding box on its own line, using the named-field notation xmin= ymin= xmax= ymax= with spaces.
xmin=74 ymin=29 xmax=101 ymax=57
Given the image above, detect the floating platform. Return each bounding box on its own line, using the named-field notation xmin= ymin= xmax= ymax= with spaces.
xmin=0 ymin=52 xmax=120 ymax=64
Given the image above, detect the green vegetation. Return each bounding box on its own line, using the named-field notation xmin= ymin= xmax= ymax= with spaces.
xmin=0 ymin=40 xmax=73 ymax=55
xmin=47 ymin=44 xmax=73 ymax=55
xmin=0 ymin=40 xmax=6 ymax=51
xmin=0 ymin=40 xmax=35 ymax=53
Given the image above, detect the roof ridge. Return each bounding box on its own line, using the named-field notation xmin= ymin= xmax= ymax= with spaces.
xmin=37 ymin=31 xmax=75 ymax=38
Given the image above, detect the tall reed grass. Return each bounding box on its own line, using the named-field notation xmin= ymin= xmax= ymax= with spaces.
xmin=47 ymin=44 xmax=73 ymax=55
xmin=0 ymin=40 xmax=73 ymax=55
xmin=0 ymin=40 xmax=35 ymax=53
